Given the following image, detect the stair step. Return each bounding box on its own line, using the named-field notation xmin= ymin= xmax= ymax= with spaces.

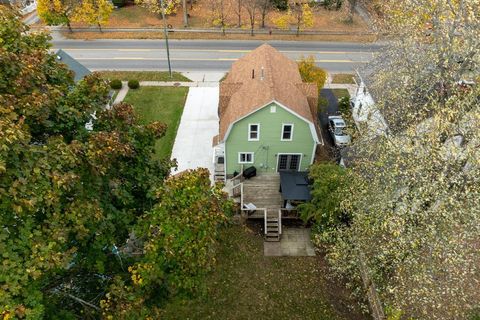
xmin=265 ymin=236 xmax=280 ymax=242
xmin=266 ymin=232 xmax=279 ymax=237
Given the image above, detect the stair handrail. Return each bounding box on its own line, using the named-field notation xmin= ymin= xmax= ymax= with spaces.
xmin=278 ymin=209 xmax=282 ymax=235
xmin=240 ymin=183 xmax=244 ymax=209
xmin=230 ymin=164 xmax=244 ymax=186
xmin=264 ymin=209 xmax=267 ymax=235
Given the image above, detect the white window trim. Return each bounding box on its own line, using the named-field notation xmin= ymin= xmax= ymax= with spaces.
xmin=281 ymin=123 xmax=294 ymax=141
xmin=248 ymin=123 xmax=260 ymax=141
xmin=238 ymin=152 xmax=254 ymax=164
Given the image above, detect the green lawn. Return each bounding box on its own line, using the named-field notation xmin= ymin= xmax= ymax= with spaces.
xmin=161 ymin=225 xmax=364 ymax=320
xmin=331 ymin=88 xmax=350 ymax=100
xmin=331 ymin=73 xmax=356 ymax=84
xmin=123 ymin=87 xmax=188 ymax=159
xmin=97 ymin=71 xmax=191 ymax=82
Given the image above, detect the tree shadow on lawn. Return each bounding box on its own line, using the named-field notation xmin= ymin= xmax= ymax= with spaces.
xmin=160 ymin=224 xmax=368 ymax=320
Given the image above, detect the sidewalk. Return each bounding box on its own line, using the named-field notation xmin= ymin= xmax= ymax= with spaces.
xmin=139 ymin=81 xmax=218 ymax=88
xmin=43 ymin=25 xmax=376 ymax=36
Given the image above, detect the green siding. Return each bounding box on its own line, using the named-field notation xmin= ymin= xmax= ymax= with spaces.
xmin=225 ymin=102 xmax=316 ymax=175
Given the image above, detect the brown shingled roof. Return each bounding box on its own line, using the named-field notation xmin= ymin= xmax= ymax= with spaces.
xmin=218 ymin=44 xmax=319 ymax=142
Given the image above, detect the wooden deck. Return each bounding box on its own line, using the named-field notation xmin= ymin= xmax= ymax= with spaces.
xmin=242 ymin=174 xmax=283 ymax=219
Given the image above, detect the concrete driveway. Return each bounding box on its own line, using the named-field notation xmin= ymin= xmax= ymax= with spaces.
xmin=170 ymin=87 xmax=219 ymax=176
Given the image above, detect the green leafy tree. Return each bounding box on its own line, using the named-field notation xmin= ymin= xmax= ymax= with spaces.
xmin=100 ymin=169 xmax=234 ymax=319
xmin=0 ymin=8 xmax=171 ymax=319
xmin=298 ymin=163 xmax=350 ymax=246
xmin=324 ymin=1 xmax=480 ymax=318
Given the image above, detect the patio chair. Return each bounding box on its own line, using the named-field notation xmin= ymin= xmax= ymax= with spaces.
xmin=243 ymin=202 xmax=257 ymax=215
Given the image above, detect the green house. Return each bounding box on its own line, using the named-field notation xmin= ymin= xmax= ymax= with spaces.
xmin=213 ymin=44 xmax=323 ymax=180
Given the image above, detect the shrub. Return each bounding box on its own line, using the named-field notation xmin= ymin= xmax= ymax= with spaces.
xmin=128 ymin=79 xmax=140 ymax=89
xmin=338 ymin=96 xmax=350 ymax=114
xmin=272 ymin=0 xmax=288 ymax=10
xmin=110 ymin=79 xmax=122 ymax=90
xmin=323 ymin=0 xmax=343 ymax=10
xmin=298 ymin=56 xmax=327 ymax=94
xmin=318 ymin=96 xmax=328 ymax=112
xmin=111 ymin=0 xmax=125 ymax=7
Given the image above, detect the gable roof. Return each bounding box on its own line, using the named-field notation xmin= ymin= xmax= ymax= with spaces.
xmin=218 ymin=44 xmax=319 ymax=142
xmin=55 ymin=49 xmax=91 ymax=82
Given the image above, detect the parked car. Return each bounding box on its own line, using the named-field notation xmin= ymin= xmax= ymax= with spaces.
xmin=328 ymin=115 xmax=351 ymax=147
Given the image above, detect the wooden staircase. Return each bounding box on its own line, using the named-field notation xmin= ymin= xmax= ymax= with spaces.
xmin=265 ymin=210 xmax=281 ymax=242
xmin=214 ymin=171 xmax=225 ymax=182
xmin=214 ymin=163 xmax=225 ymax=182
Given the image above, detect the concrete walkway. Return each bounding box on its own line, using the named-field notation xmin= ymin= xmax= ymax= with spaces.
xmin=113 ymin=82 xmax=129 ymax=105
xmin=170 ymin=86 xmax=219 ymax=176
xmin=264 ymin=228 xmax=316 ymax=257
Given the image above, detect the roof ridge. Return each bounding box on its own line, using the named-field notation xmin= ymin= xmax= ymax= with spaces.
xmin=218 ymin=44 xmax=317 ymax=142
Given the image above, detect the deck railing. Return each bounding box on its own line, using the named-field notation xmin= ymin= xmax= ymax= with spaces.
xmin=232 ymin=183 xmax=244 ymax=208
xmin=232 ymin=178 xmax=266 ymax=222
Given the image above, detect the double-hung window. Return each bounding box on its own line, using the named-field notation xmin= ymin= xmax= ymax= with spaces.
xmin=238 ymin=152 xmax=254 ymax=164
xmin=281 ymin=124 xmax=293 ymax=141
xmin=248 ymin=124 xmax=260 ymax=141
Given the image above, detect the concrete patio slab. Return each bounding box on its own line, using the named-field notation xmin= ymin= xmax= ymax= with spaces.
xmin=170 ymin=86 xmax=219 ymax=176
xmin=264 ymin=228 xmax=316 ymax=257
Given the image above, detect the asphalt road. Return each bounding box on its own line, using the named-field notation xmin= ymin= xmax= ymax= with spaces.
xmin=51 ymin=39 xmax=381 ymax=73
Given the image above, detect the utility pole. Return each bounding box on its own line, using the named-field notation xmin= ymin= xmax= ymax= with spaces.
xmin=159 ymin=0 xmax=172 ymax=78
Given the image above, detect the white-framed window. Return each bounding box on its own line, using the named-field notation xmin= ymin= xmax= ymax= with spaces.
xmin=248 ymin=123 xmax=260 ymax=141
xmin=238 ymin=152 xmax=254 ymax=164
xmin=281 ymin=124 xmax=294 ymax=141
xmin=270 ymin=105 xmax=276 ymax=113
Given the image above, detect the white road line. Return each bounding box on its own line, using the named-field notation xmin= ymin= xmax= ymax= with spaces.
xmin=77 ymin=57 xmax=367 ymax=63
xmin=59 ymin=48 xmax=373 ymax=55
